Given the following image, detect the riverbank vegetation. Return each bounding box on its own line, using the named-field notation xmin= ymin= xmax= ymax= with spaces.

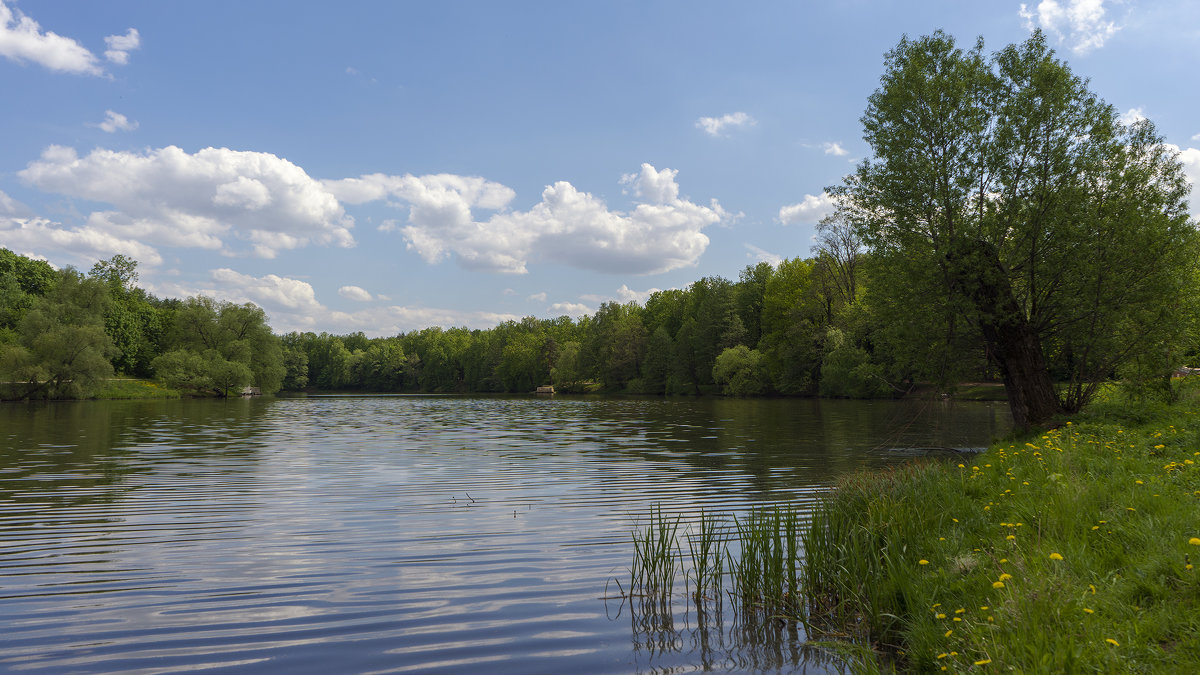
xmin=623 ymin=383 xmax=1200 ymax=672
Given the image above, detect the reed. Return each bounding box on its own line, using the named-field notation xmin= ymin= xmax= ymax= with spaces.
xmin=630 ymin=504 xmax=681 ymax=601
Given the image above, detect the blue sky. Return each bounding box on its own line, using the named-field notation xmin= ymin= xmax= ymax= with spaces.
xmin=2 ymin=0 xmax=1197 ymax=336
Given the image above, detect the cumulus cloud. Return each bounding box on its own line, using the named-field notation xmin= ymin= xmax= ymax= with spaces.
xmin=779 ymin=192 xmax=837 ymax=225
xmin=0 ymin=189 xmax=31 ymax=217
xmin=209 ymin=268 xmax=324 ymax=313
xmin=103 ymin=28 xmax=139 ymax=65
xmin=1119 ymin=107 xmax=1146 ymax=126
xmin=20 ymin=145 xmax=354 ymax=259
xmin=527 ymin=292 xmax=547 ymax=302
xmin=745 ymin=243 xmax=783 ymax=266
xmin=1019 ymin=0 xmax=1121 ymax=54
xmin=823 ymin=142 xmax=848 ymax=157
xmin=328 ymin=163 xmax=726 ymax=275
xmin=0 ymin=0 xmax=103 ymax=75
xmin=615 ymin=284 xmax=662 ymax=305
xmin=1193 ymin=133 xmax=1200 ymax=142
xmin=0 ymin=215 xmax=162 ymax=267
xmin=92 ymin=109 xmax=138 ymax=133
xmin=548 ymin=301 xmax=593 ymax=316
xmin=338 ymin=285 xmax=373 ymax=302
xmin=695 ymin=112 xmax=756 ymax=137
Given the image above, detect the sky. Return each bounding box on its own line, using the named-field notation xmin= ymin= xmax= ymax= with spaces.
xmin=2 ymin=0 xmax=1198 ymax=337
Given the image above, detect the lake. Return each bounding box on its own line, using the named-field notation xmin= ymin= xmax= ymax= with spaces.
xmin=0 ymin=395 xmax=1010 ymax=674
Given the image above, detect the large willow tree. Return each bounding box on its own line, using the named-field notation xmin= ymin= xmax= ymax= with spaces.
xmin=834 ymin=30 xmax=1198 ymax=428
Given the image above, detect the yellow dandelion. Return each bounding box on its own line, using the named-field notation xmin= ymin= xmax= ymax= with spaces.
xmin=993 ymin=581 xmax=1005 ymax=588
xmin=945 ymin=629 xmax=953 ymax=637
xmin=1106 ymin=638 xmax=1119 ymax=647
xmin=1050 ymin=552 xmax=1064 ymax=561
xmin=1006 ymin=535 xmax=1016 ymax=540
xmin=955 ymin=608 xmax=965 ymax=614
xmin=975 ymin=659 xmax=992 ymax=665
xmin=1189 ymin=538 xmax=1200 ymax=546
xmin=980 ymin=606 xmax=989 ymax=610
xmin=1084 ymin=608 xmax=1094 ymax=614
xmin=919 ymin=559 xmax=930 ymax=565
xmin=936 ymin=653 xmax=948 ymax=660
xmin=1091 ymin=525 xmax=1099 ymax=530
xmin=999 ymin=573 xmax=1013 ymax=581
xmin=1089 ymin=584 xmax=1096 ymax=594
xmin=937 ymin=613 xmax=947 ymax=619
xmin=953 ymin=617 xmax=962 ymax=622
xmin=999 ymin=558 xmax=1008 ymax=563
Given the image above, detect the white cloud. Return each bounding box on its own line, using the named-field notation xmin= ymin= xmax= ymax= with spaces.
xmin=0 ymin=0 xmax=104 ymax=75
xmin=779 ymin=192 xmax=837 ymax=225
xmin=615 ymin=284 xmax=661 ymax=305
xmin=548 ymin=301 xmax=592 ymax=316
xmin=93 ymin=109 xmax=138 ymax=133
xmin=745 ymin=243 xmax=783 ymax=266
xmin=0 ymin=189 xmax=31 ymax=217
xmin=1019 ymin=0 xmax=1121 ymax=54
xmin=527 ymin=292 xmax=547 ymax=302
xmin=695 ymin=112 xmax=756 ymax=137
xmin=329 ymin=163 xmax=726 ymax=275
xmin=103 ymin=28 xmax=139 ymax=65
xmin=1119 ymin=107 xmax=1146 ymax=126
xmin=209 ymin=268 xmax=324 ymax=313
xmin=0 ymin=215 xmax=162 ymax=267
xmin=338 ymin=285 xmax=373 ymax=302
xmin=20 ymin=145 xmax=354 ymax=259
xmin=1193 ymin=133 xmax=1200 ymax=142
xmin=823 ymin=142 xmax=848 ymax=157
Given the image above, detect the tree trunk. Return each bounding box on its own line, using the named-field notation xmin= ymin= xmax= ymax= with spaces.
xmin=949 ymin=240 xmax=1061 ymax=429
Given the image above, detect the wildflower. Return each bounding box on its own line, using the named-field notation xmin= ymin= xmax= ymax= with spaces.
xmin=999 ymin=558 xmax=1008 ymax=563
xmin=993 ymin=581 xmax=1005 ymax=588
xmin=980 ymin=606 xmax=989 ymax=610
xmin=999 ymin=573 xmax=1012 ymax=581
xmin=1006 ymin=535 xmax=1015 ymax=540
xmin=936 ymin=653 xmax=948 ymax=660
xmin=958 ymin=463 xmax=965 ymax=468
xmin=945 ymin=629 xmax=953 ymax=637
xmin=1091 ymin=525 xmax=1099 ymax=530
xmin=937 ymin=612 xmax=946 ymax=618
xmin=1083 ymin=608 xmax=1094 ymax=614
xmin=975 ymin=659 xmax=992 ymax=665
xmin=1106 ymin=638 xmax=1119 ymax=646
xmin=1049 ymin=552 xmax=1064 ymax=561
xmin=919 ymin=559 xmax=930 ymax=565
xmin=1089 ymin=584 xmax=1096 ymax=594
xmin=955 ymin=608 xmax=965 ymax=614
xmin=1189 ymin=538 xmax=1200 ymax=546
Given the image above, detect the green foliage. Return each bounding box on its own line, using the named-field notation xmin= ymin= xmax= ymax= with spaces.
xmin=837 ymin=30 xmax=1200 ymax=425
xmin=1 ymin=268 xmax=115 ymax=400
xmin=712 ymin=345 xmax=769 ymax=396
xmin=158 ymin=296 xmax=284 ymax=395
xmin=818 ymin=328 xmax=891 ymax=399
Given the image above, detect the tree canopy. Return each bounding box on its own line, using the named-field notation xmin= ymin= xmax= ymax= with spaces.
xmin=833 ymin=30 xmax=1199 ymax=427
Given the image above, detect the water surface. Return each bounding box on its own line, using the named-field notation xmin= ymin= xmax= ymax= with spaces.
xmin=0 ymin=396 xmax=1009 ymax=673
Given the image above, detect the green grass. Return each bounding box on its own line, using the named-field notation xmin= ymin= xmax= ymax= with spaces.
xmin=91 ymin=378 xmax=182 ymax=399
xmin=803 ymin=382 xmax=1200 ymax=671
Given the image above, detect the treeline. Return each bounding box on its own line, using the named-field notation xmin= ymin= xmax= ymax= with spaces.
xmin=283 ymin=219 xmax=993 ymax=397
xmin=1 ymin=249 xmax=287 ymax=400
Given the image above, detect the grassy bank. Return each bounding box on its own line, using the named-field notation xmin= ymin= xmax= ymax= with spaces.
xmin=91 ymin=378 xmax=182 ymax=399
xmin=804 ymin=386 xmax=1200 ymax=671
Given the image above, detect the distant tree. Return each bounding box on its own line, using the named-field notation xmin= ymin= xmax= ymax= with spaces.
xmin=1 ymin=269 xmax=115 ymax=400
xmin=712 ymin=345 xmax=769 ymax=397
